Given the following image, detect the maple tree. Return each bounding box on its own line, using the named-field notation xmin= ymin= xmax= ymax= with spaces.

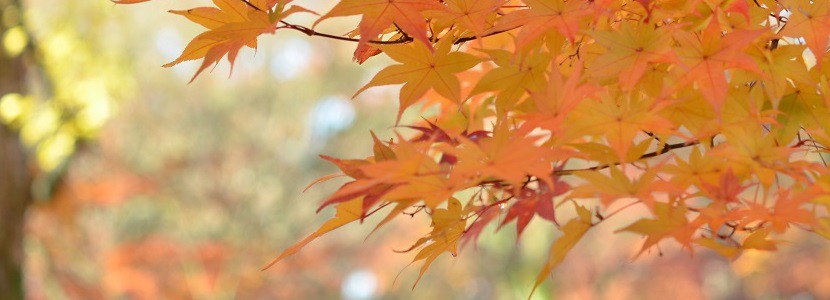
xmin=118 ymin=0 xmax=830 ymax=295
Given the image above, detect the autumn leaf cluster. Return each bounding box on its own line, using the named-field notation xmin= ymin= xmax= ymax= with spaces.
xmin=119 ymin=0 xmax=830 ymax=294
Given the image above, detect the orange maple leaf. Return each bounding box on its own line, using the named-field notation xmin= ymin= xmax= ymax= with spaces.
xmin=669 ymin=19 xmax=764 ymax=114
xmin=314 ymin=0 xmax=443 ymax=60
xmin=780 ymin=0 xmax=830 ymax=62
xmin=495 ymin=0 xmax=590 ymax=49
xmin=429 ymin=0 xmax=504 ymax=39
xmin=163 ymin=0 xmax=310 ymax=81
xmin=353 ymin=38 xmax=480 ymax=122
xmin=587 ymin=21 xmax=674 ymax=89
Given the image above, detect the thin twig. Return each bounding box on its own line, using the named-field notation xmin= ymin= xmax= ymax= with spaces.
xmin=554 ymin=139 xmax=700 ymax=176
xmin=278 ymin=21 xmax=520 ymax=46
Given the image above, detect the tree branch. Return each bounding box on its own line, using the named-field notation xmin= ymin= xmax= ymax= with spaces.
xmin=553 ymin=139 xmax=700 ymax=176
xmin=278 ymin=21 xmax=414 ymax=44
xmin=277 ymin=21 xmax=520 ymax=46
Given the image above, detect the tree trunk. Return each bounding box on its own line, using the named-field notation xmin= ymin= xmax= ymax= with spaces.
xmin=0 ymin=126 xmax=30 ymax=300
xmin=1 ymin=0 xmax=33 ymax=297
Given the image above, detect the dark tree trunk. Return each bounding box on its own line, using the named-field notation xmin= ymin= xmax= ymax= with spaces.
xmin=1 ymin=0 xmax=33 ymax=297
xmin=0 ymin=126 xmax=30 ymax=300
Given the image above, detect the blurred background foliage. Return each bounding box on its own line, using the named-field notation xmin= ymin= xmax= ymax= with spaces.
xmin=1 ymin=0 xmax=829 ymax=299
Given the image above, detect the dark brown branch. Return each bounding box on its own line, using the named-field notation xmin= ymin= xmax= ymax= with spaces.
xmin=240 ymin=0 xmax=263 ymax=12
xmin=277 ymin=21 xmax=520 ymax=46
xmin=553 ymin=139 xmax=700 ymax=176
xmin=279 ymin=21 xmax=414 ymax=44
xmin=476 ymin=139 xmax=701 ymax=189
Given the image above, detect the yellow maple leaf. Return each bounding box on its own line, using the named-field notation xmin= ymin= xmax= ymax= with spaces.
xmin=353 ymin=38 xmax=480 ymax=122
xmin=262 ymin=197 xmax=363 ymax=270
xmin=409 ymin=197 xmax=466 ymax=288
xmin=587 ymin=21 xmax=673 ymax=89
xmin=530 ymin=204 xmax=592 ymax=298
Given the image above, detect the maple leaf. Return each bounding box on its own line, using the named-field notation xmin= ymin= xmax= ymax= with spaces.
xmin=741 ymin=229 xmax=778 ymax=251
xmin=694 ymin=237 xmax=741 ymax=259
xmin=429 ymin=0 xmax=503 ymax=39
xmin=522 ymin=59 xmax=598 ymax=136
xmin=262 ymin=197 xmax=363 ymax=270
xmin=468 ymin=49 xmax=551 ymax=111
xmin=340 ymin=136 xmax=463 ymax=210
xmin=565 ymin=90 xmax=675 ymax=162
xmin=353 ymin=38 xmax=480 ymax=122
xmin=587 ymin=21 xmax=673 ymax=89
xmin=495 ymin=0 xmax=590 ymax=50
xmin=693 ymin=202 xmax=734 ymax=235
xmin=618 ymin=201 xmax=695 ymax=255
xmin=663 ymin=146 xmax=725 ymax=192
xmin=442 ymin=122 xmax=564 ymax=189
xmin=668 ymin=19 xmax=764 ymax=114
xmin=314 ymin=0 xmax=443 ymax=60
xmin=713 ymin=127 xmax=807 ymax=187
xmin=319 ymin=155 xmax=370 ymax=179
xmin=499 ymin=179 xmax=569 ymax=238
xmin=169 ymin=1 xmax=253 ymax=30
xmin=699 ymin=168 xmax=750 ymax=204
xmin=460 ymin=204 xmax=501 ymax=249
xmin=774 ymin=85 xmax=829 ymax=144
xmin=780 ymin=0 xmax=830 ymax=62
xmin=408 ymin=197 xmax=466 ymax=288
xmin=572 ymin=167 xmax=660 ymax=207
xmin=371 ymin=131 xmax=396 ymax=161
xmin=748 ymin=45 xmax=814 ymax=104
xmin=530 ymin=204 xmax=592 ymax=297
xmin=162 ymin=0 xmax=310 ymax=81
xmin=735 ymin=189 xmax=818 ymax=233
